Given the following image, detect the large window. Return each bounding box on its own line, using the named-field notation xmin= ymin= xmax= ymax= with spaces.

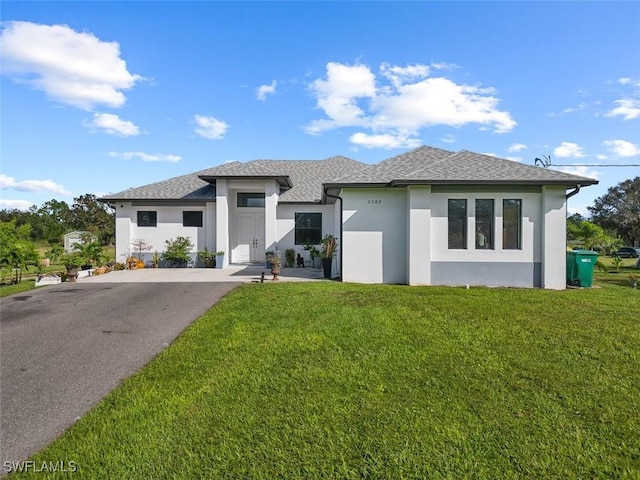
xmin=137 ymin=211 xmax=157 ymax=227
xmin=183 ymin=211 xmax=203 ymax=227
xmin=475 ymin=199 xmax=494 ymax=249
xmin=237 ymin=193 xmax=265 ymax=208
xmin=503 ymin=199 xmax=522 ymax=249
xmin=295 ymin=213 xmax=322 ymax=245
xmin=448 ymin=199 xmax=467 ymax=249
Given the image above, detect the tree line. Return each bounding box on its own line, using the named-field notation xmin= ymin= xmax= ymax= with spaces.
xmin=0 ymin=194 xmax=115 ymax=246
xmin=568 ymin=176 xmax=639 ymax=251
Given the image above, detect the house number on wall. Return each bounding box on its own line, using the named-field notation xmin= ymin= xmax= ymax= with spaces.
xmin=367 ymin=199 xmax=382 ymax=204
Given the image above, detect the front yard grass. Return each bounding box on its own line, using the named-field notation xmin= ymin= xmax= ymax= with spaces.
xmin=13 ymin=279 xmax=640 ymax=479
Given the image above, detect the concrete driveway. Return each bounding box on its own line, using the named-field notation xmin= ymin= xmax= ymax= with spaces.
xmin=0 ymin=282 xmax=239 ymax=464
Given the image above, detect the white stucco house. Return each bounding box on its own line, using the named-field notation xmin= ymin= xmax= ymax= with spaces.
xmin=99 ymin=146 xmax=598 ymax=289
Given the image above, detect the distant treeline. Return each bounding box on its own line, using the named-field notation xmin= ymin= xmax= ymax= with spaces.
xmin=0 ymin=194 xmax=115 ymax=246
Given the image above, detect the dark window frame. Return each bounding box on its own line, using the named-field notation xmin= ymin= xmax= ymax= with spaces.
xmin=448 ymin=199 xmax=467 ymax=249
xmin=294 ymin=213 xmax=322 ymax=245
xmin=137 ymin=211 xmax=157 ymax=227
xmin=475 ymin=199 xmax=494 ymax=249
xmin=503 ymin=199 xmax=522 ymax=250
xmin=183 ymin=211 xmax=203 ymax=227
xmin=237 ymin=193 xmax=265 ymax=208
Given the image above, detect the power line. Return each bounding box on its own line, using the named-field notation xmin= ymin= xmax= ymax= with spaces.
xmin=534 ymin=156 xmax=639 ymax=168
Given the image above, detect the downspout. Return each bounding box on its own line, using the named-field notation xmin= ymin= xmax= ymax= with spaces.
xmin=323 ymin=189 xmax=343 ymax=282
xmin=566 ymin=184 xmax=581 ymax=199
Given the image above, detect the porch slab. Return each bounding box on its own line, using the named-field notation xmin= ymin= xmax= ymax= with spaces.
xmin=78 ymin=265 xmax=326 ymax=283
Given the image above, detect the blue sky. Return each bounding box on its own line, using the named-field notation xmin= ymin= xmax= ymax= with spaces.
xmin=1 ymin=1 xmax=639 ymax=216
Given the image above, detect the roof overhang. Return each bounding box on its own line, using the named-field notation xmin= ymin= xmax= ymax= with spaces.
xmin=198 ymin=174 xmax=293 ymax=189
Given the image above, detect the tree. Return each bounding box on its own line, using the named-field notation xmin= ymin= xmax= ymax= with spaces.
xmin=588 ymin=177 xmax=640 ymax=246
xmin=71 ymin=194 xmax=115 ymax=245
xmin=0 ymin=220 xmax=40 ymax=283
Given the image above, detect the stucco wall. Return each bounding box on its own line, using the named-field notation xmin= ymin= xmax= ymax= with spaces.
xmin=429 ymin=186 xmax=543 ymax=287
xmin=115 ymin=202 xmax=214 ymax=263
xmin=342 ymin=188 xmax=407 ymax=284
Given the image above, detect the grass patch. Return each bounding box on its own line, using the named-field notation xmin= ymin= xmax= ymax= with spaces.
xmin=12 ymin=280 xmax=640 ymax=479
xmin=0 ymin=280 xmax=36 ymax=298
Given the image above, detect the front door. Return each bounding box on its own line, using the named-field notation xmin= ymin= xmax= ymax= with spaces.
xmin=235 ymin=213 xmax=265 ymax=263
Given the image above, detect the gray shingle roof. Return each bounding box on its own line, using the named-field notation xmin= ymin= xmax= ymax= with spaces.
xmin=327 ymin=146 xmax=598 ymax=186
xmin=99 ymin=167 xmax=216 ymax=201
xmin=100 ymin=146 xmax=597 ymax=203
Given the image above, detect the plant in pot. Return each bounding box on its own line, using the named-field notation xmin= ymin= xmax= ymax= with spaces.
xmin=265 ymin=251 xmax=274 ymax=269
xmin=321 ymin=234 xmax=338 ymax=279
xmin=215 ymin=251 xmax=225 ymax=269
xmin=198 ymin=248 xmax=216 ymax=268
xmin=270 ymin=254 xmax=281 ymax=281
xmin=285 ymin=248 xmax=296 ymax=268
xmin=61 ymin=251 xmax=84 ymax=281
xmin=310 ymin=246 xmax=321 ymax=269
xmin=162 ymin=236 xmax=194 ymax=268
xmin=151 ymin=251 xmax=161 ymax=268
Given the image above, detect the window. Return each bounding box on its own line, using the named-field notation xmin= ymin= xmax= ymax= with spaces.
xmin=475 ymin=199 xmax=494 ymax=249
xmin=448 ymin=199 xmax=467 ymax=249
xmin=295 ymin=213 xmax=322 ymax=245
xmin=503 ymin=199 xmax=522 ymax=249
xmin=237 ymin=193 xmax=265 ymax=208
xmin=137 ymin=211 xmax=157 ymax=227
xmin=183 ymin=211 xmax=203 ymax=227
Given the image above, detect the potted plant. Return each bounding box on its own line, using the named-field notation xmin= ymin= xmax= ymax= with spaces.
xmin=270 ymin=254 xmax=281 ymax=280
xmin=321 ymin=234 xmax=338 ymax=279
xmin=215 ymin=251 xmax=225 ymax=269
xmin=198 ymin=248 xmax=216 ymax=268
xmin=265 ymin=251 xmax=274 ymax=269
xmin=151 ymin=251 xmax=161 ymax=268
xmin=131 ymin=238 xmax=153 ymax=267
xmin=162 ymin=236 xmax=194 ymax=267
xmin=285 ymin=248 xmax=296 ymax=268
xmin=310 ymin=246 xmax=321 ymax=268
xmin=61 ymin=251 xmax=83 ymax=281
xmin=302 ymin=241 xmax=313 ymax=263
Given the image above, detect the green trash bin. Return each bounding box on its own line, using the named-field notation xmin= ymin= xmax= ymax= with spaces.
xmin=566 ymin=250 xmax=599 ymax=287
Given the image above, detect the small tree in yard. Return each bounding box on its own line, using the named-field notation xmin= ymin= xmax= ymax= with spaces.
xmin=0 ymin=220 xmax=40 ymax=283
xmin=162 ymin=236 xmax=193 ymax=266
xmin=131 ymin=238 xmax=153 ymax=260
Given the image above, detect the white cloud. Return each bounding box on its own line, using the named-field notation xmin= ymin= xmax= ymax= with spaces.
xmin=605 ymin=99 xmax=640 ymax=120
xmin=596 ymin=154 xmax=608 ymax=160
xmin=0 ymin=21 xmax=142 ymax=110
xmin=108 ymin=151 xmax=181 ymax=162
xmin=0 ymin=174 xmax=71 ymax=195
xmin=553 ymin=142 xmax=586 ymax=158
xmin=0 ymin=199 xmax=34 ymax=210
xmin=482 ymin=152 xmax=498 ymax=157
xmin=256 ymin=80 xmax=277 ymax=101
xmin=349 ymin=132 xmax=421 ymax=149
xmin=194 ymin=114 xmax=228 ymax=140
xmin=603 ymin=139 xmax=640 ymax=157
xmin=617 ymin=77 xmax=640 ymax=87
xmin=552 ymin=165 xmax=600 ymax=180
xmin=84 ymin=113 xmax=140 ymax=136
xmin=508 ymin=143 xmax=527 ymax=153
xmin=440 ymin=134 xmax=456 ymax=144
xmin=505 ymin=156 xmax=523 ymax=162
xmin=305 ymin=62 xmax=516 ymax=145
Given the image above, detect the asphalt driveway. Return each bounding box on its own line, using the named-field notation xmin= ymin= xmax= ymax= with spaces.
xmin=0 ymin=282 xmax=239 ymax=464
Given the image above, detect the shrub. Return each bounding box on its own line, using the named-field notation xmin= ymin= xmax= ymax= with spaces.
xmin=162 ymin=236 xmax=193 ymax=266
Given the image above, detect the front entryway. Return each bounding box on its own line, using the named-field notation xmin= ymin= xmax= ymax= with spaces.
xmin=235 ymin=213 xmax=265 ymax=263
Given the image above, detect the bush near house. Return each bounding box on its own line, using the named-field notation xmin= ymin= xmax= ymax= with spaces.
xmin=20 ymin=280 xmax=639 ymax=479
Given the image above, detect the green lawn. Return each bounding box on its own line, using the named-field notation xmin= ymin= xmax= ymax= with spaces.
xmin=11 ymin=275 xmax=639 ymax=479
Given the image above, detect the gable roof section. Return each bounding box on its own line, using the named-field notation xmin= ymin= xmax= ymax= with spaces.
xmin=99 ymin=167 xmax=216 ymax=201
xmin=326 ymin=146 xmax=599 ymax=187
xmin=99 ymin=156 xmax=367 ymax=203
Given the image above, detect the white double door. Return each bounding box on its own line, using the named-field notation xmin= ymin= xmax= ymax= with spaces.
xmin=235 ymin=213 xmax=265 ymax=263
